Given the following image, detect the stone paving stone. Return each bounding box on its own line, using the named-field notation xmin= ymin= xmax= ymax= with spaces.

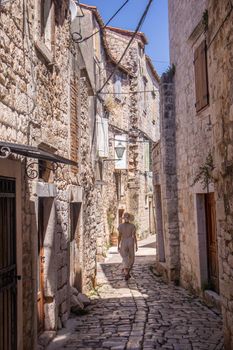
xmin=47 ymin=236 xmax=224 ymax=350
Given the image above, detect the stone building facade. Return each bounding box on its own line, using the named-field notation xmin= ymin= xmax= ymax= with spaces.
xmin=0 ymin=1 xmax=75 ymax=348
xmin=0 ymin=0 xmax=108 ymax=349
xmin=104 ymin=27 xmax=160 ymax=238
xmin=0 ymin=1 xmax=160 ymax=349
xmin=76 ymin=4 xmax=160 ymax=240
xmin=153 ymin=0 xmax=233 ymax=347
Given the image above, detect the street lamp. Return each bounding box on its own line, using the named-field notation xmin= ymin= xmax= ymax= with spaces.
xmin=102 ymin=141 xmax=126 ymax=162
xmin=115 ymin=141 xmax=126 ymax=160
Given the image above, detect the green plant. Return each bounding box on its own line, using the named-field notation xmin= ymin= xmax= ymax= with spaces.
xmin=191 ymin=152 xmax=215 ymax=192
xmin=165 ymin=64 xmax=176 ymax=77
xmin=202 ymin=10 xmax=208 ymax=32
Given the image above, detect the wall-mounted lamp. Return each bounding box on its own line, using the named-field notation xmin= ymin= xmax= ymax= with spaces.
xmin=115 ymin=141 xmax=126 ymax=159
xmin=103 ymin=141 xmax=126 ymax=162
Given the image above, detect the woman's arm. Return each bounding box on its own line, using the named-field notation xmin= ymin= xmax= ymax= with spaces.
xmin=118 ymin=231 xmax=122 ymax=251
xmin=133 ymin=226 xmax=138 ymax=251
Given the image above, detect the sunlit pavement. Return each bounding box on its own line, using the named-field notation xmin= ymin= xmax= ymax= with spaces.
xmin=47 ymin=235 xmax=224 ymax=350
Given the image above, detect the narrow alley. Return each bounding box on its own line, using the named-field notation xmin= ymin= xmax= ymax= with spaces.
xmin=47 ymin=237 xmax=223 ymax=350
xmin=1 ymin=0 xmax=233 ymax=349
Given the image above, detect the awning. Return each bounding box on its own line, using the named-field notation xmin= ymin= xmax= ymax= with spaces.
xmin=0 ymin=141 xmax=77 ymax=166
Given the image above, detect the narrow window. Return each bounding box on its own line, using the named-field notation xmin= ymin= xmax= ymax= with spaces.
xmin=194 ymin=40 xmax=209 ymax=112
xmin=114 ymin=77 xmax=122 ymax=102
xmin=41 ymin=0 xmax=54 ymax=50
xmin=70 ymin=74 xmax=78 ymax=174
xmin=143 ymin=76 xmax=148 ymax=112
xmin=93 ymin=28 xmax=100 ymax=60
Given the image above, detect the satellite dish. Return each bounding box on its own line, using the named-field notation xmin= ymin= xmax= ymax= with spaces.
xmin=69 ymin=0 xmax=77 ymax=21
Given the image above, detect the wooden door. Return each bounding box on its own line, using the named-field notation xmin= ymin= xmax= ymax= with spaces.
xmin=37 ymin=198 xmax=45 ymax=334
xmin=149 ymin=200 xmax=155 ymax=234
xmin=205 ymin=193 xmax=219 ymax=293
xmin=0 ymin=177 xmax=17 ymax=350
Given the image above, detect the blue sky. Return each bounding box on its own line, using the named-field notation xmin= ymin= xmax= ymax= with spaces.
xmin=81 ymin=0 xmax=170 ymax=76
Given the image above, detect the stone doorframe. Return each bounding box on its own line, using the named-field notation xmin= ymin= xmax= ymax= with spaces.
xmin=154 ymin=185 xmax=165 ymax=262
xmin=68 ymin=185 xmax=83 ymax=291
xmin=194 ymin=183 xmax=216 ymax=291
xmin=0 ymin=159 xmax=23 ymax=350
xmin=32 ymin=181 xmax=57 ymax=343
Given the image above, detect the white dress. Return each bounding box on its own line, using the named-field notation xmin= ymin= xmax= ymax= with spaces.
xmin=118 ymin=222 xmax=136 ymax=270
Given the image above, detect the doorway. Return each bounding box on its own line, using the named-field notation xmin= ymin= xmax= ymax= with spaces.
xmin=118 ymin=209 xmax=124 ymax=225
xmin=155 ymin=185 xmax=165 ymax=262
xmin=0 ymin=177 xmax=17 ymax=350
xmin=149 ymin=199 xmax=156 ymax=234
xmin=70 ymin=203 xmax=82 ymax=291
xmin=205 ymin=193 xmax=219 ymax=293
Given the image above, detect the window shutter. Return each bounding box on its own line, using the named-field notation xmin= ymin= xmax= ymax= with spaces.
xmin=194 ymin=40 xmax=209 ymax=112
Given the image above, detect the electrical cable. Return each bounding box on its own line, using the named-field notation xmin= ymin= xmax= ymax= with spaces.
xmin=78 ymin=0 xmax=130 ymax=43
xmin=97 ymin=0 xmax=154 ymax=95
xmin=97 ymin=89 xmax=158 ymax=95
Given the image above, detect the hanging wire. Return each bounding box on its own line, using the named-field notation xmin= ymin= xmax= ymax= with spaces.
xmin=97 ymin=0 xmax=154 ymax=94
xmin=91 ymin=0 xmax=154 ymax=150
xmin=77 ymin=0 xmax=131 ymax=43
xmin=97 ymin=89 xmax=158 ymax=95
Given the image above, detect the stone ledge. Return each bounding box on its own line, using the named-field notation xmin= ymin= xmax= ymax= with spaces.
xmin=38 ymin=331 xmax=56 ymax=349
xmin=203 ymin=289 xmax=222 ymax=312
xmin=154 ymin=261 xmax=168 ymax=282
xmin=34 ymin=40 xmax=54 ymax=66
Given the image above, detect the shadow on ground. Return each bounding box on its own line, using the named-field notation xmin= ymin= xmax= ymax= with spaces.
xmin=47 ymin=253 xmax=224 ymax=350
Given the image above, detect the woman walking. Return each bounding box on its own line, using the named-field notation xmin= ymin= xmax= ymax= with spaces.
xmin=118 ymin=212 xmax=138 ymax=280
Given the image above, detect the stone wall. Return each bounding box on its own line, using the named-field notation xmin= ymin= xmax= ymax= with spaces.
xmin=105 ymin=28 xmax=160 ymax=237
xmin=207 ymin=0 xmax=233 ymax=347
xmin=152 ymin=72 xmax=180 ymax=281
xmin=0 ymin=1 xmax=78 ymax=348
xmin=168 ymin=0 xmax=214 ymax=292
xmin=156 ymin=0 xmax=233 ymax=347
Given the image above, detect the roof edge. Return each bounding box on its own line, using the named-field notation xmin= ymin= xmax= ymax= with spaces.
xmin=106 ymin=25 xmax=148 ymax=45
xmin=79 ymin=3 xmax=132 ymax=76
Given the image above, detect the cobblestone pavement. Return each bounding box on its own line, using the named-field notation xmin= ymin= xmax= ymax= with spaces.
xmin=47 ymin=236 xmax=224 ymax=350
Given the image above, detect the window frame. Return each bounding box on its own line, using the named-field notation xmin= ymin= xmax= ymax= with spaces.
xmin=35 ymin=0 xmax=55 ymax=64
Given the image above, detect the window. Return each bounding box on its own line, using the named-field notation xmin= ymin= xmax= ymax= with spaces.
xmin=144 ymin=141 xmax=152 ymax=172
xmin=40 ymin=0 xmax=54 ymax=50
xmin=138 ymin=43 xmax=144 ymax=57
xmin=94 ymin=61 xmax=102 ymax=91
xmin=194 ymin=40 xmax=209 ymax=112
xmin=93 ymin=27 xmax=100 ymax=60
xmin=70 ymin=203 xmax=81 ymax=241
xmin=142 ymin=76 xmax=148 ymax=113
xmin=114 ymin=77 xmax=122 ymax=102
xmin=70 ymin=74 xmax=78 ymax=174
